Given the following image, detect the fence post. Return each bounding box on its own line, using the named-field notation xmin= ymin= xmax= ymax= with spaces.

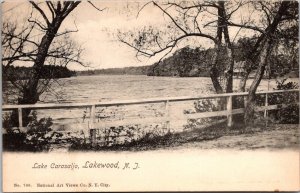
xmin=90 ymin=105 xmax=96 ymax=145
xmin=227 ymin=95 xmax=232 ymax=127
xmin=165 ymin=100 xmax=170 ymax=132
xmin=264 ymin=93 xmax=268 ymax=126
xmin=264 ymin=93 xmax=268 ymax=118
xmin=90 ymin=105 xmax=96 ymax=126
xmin=244 ymin=95 xmax=247 ymax=108
xmin=18 ymin=108 xmax=23 ymax=127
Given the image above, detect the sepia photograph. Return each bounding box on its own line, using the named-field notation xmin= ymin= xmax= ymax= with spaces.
xmin=1 ymin=0 xmax=299 ymax=191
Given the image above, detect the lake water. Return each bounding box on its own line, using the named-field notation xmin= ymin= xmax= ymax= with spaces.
xmin=3 ymin=75 xmax=297 ymax=133
xmin=4 ymin=75 xmax=292 ymax=104
xmin=38 ymin=75 xmax=216 ymax=103
xmin=36 ymin=75 xmax=288 ymax=103
xmin=35 ymin=75 xmax=219 ymax=132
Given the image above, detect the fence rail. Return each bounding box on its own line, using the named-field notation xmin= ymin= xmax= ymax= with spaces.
xmin=2 ymin=89 xmax=299 ymax=141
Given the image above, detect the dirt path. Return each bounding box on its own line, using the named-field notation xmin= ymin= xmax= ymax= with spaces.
xmin=178 ymin=125 xmax=299 ymax=150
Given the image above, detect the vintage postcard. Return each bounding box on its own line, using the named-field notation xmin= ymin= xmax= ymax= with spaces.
xmin=2 ymin=0 xmax=299 ymax=192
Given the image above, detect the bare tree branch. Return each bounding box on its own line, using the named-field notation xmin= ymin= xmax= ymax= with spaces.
xmin=227 ymin=21 xmax=265 ymax=33
xmin=46 ymin=1 xmax=56 ymax=20
xmin=29 ymin=2 xmax=50 ymax=26
xmin=152 ymin=1 xmax=188 ymax=35
xmin=87 ymin=1 xmax=107 ymax=12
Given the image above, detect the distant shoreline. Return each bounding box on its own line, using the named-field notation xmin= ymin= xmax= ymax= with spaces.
xmin=74 ymin=73 xmax=299 ymax=80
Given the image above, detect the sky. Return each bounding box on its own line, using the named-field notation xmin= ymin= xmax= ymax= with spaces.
xmin=2 ymin=1 xmax=260 ymax=71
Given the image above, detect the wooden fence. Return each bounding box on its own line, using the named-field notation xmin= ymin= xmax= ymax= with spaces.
xmin=2 ymin=89 xmax=299 ymax=142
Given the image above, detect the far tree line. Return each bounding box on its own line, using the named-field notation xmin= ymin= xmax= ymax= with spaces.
xmin=76 ymin=35 xmax=299 ymax=78
xmin=2 ymin=65 xmax=76 ymax=81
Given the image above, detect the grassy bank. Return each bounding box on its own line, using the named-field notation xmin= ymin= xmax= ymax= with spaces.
xmin=70 ymin=122 xmax=299 ymax=151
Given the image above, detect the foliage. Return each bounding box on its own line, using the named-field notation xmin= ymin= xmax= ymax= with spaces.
xmin=2 ymin=132 xmax=27 ymax=152
xmin=103 ymin=124 xmax=167 ymax=146
xmin=2 ymin=112 xmax=14 ymax=130
xmin=147 ymin=45 xmax=241 ymax=77
xmin=269 ymin=79 xmax=299 ymax=124
xmin=148 ymin=46 xmax=212 ymax=77
xmin=2 ymin=65 xmax=76 ymax=81
xmin=145 ymin=39 xmax=298 ymax=78
xmin=269 ymin=54 xmax=298 ymax=78
xmin=76 ymin=65 xmax=150 ymax=76
xmin=275 ymin=79 xmax=298 ymax=90
xmin=2 ymin=111 xmax=54 ymax=151
xmin=184 ymin=99 xmax=225 ymax=130
xmin=234 ymin=36 xmax=258 ymax=62
xmin=70 ymin=124 xmax=170 ymax=150
xmin=255 ymin=79 xmax=299 ymax=124
xmin=24 ymin=111 xmax=53 ymax=151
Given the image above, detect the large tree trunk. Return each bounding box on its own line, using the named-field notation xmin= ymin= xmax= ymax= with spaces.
xmin=209 ymin=1 xmax=235 ymax=94
xmin=238 ymin=2 xmax=290 ymax=93
xmin=244 ymin=40 xmax=273 ymax=123
xmin=244 ymin=1 xmax=289 ymax=124
xmin=238 ymin=37 xmax=265 ymax=92
xmin=210 ymin=67 xmax=223 ymax=94
xmin=209 ymin=2 xmax=224 ymax=94
xmin=223 ymin=27 xmax=234 ymax=93
xmin=208 ymin=1 xmax=236 ymax=117
xmin=17 ymin=21 xmax=63 ymax=126
xmin=219 ymin=1 xmax=234 ymax=93
xmin=210 ymin=47 xmax=224 ymax=94
xmin=239 ymin=69 xmax=250 ymax=92
xmin=6 ymin=2 xmax=81 ymax=127
xmin=12 ymin=2 xmax=80 ymax=126
xmin=209 ymin=43 xmax=223 ymax=94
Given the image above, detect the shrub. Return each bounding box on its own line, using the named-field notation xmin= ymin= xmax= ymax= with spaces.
xmin=3 ymin=111 xmax=54 ymax=151
xmin=25 ymin=111 xmax=54 ymax=151
xmin=254 ymin=79 xmax=299 ymax=124
xmin=2 ymin=131 xmax=27 ymax=151
xmin=268 ymin=79 xmax=299 ymax=124
xmin=101 ymin=124 xmax=167 ymax=146
xmin=69 ymin=123 xmax=169 ymax=150
xmin=184 ymin=98 xmax=226 ymax=130
xmin=2 ymin=112 xmax=14 ymax=130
